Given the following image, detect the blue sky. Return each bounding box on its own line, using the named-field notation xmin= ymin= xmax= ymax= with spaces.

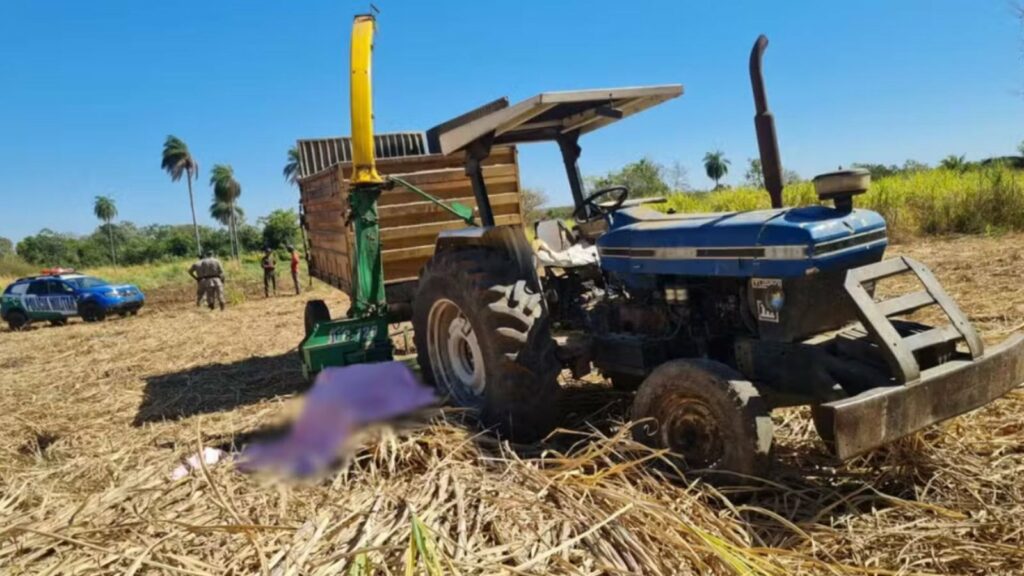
xmin=1 ymin=1 xmax=1021 ymax=242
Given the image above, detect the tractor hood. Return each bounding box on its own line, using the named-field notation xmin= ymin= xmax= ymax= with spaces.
xmin=597 ymin=205 xmax=887 ymax=278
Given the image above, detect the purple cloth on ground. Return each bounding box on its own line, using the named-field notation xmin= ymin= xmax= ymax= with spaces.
xmin=237 ymin=362 xmax=435 ymax=476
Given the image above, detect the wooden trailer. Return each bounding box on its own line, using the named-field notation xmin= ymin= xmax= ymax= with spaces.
xmin=296 ymin=131 xmax=525 ymax=307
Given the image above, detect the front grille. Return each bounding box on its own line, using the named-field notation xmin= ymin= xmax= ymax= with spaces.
xmin=812 ymin=229 xmax=888 ymax=256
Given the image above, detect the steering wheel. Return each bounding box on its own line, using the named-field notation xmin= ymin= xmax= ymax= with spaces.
xmin=572 ymin=186 xmax=630 ymax=224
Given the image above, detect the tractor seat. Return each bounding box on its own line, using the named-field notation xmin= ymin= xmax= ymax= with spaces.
xmin=533 ymin=219 xmax=599 ymax=268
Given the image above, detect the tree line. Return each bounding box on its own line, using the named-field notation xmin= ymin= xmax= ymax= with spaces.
xmin=9 ymin=210 xmax=301 ymax=269
xmin=525 ymin=141 xmax=1024 ymax=222
xmin=1 ymin=136 xmax=308 ymax=270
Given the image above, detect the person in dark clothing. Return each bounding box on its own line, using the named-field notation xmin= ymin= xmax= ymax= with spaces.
xmin=261 ymin=247 xmax=277 ymax=297
xmin=288 ymin=244 xmax=301 ymax=295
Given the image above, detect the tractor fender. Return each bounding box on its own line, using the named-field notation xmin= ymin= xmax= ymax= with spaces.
xmin=434 ymin=226 xmax=541 ymax=292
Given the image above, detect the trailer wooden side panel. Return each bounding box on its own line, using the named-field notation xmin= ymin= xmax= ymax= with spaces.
xmin=298 ymin=145 xmax=523 ymax=298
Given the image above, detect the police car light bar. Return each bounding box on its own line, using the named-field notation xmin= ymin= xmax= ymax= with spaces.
xmin=40 ymin=267 xmax=75 ymax=276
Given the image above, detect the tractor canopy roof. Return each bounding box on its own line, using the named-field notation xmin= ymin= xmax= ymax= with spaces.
xmin=428 ymin=85 xmax=684 ymax=155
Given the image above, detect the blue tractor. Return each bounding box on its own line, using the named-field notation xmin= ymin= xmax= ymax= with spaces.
xmin=409 ymin=36 xmax=1024 ymax=475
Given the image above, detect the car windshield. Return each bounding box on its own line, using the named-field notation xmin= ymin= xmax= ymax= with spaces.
xmin=66 ymin=276 xmax=109 ymax=289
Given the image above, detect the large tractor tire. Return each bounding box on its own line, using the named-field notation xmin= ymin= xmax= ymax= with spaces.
xmin=632 ymin=359 xmax=773 ymax=478
xmin=413 ymin=248 xmax=562 ymax=443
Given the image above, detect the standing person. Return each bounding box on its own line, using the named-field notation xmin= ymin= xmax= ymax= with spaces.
xmin=189 ymin=254 xmax=205 ymax=307
xmin=261 ymin=247 xmax=277 ymax=297
xmin=188 ymin=250 xmax=226 ymax=311
xmin=288 ymin=244 xmax=301 ymax=295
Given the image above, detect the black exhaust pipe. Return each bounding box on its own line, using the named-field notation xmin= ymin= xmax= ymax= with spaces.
xmin=749 ymin=35 xmax=784 ymax=209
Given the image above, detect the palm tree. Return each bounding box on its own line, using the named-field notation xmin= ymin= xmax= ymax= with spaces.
xmin=93 ymin=195 xmax=118 ymax=265
xmin=161 ymin=135 xmax=202 ymax=256
xmin=283 ymin=146 xmax=301 ymax=186
xmin=210 ymin=199 xmax=244 ymax=257
xmin=210 ymin=164 xmax=242 ymax=259
xmin=703 ymin=150 xmax=730 ymax=188
xmin=940 ymin=154 xmax=968 ymax=172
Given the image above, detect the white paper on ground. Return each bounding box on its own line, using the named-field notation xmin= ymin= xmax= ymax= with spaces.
xmin=170 ymin=447 xmax=226 ymax=480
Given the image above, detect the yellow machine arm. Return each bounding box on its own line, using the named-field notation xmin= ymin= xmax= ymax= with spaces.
xmin=349 ymin=14 xmax=382 ymax=185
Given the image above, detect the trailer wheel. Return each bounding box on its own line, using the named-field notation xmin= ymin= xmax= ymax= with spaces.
xmin=632 ymin=359 xmax=773 ymax=478
xmin=413 ymin=249 xmax=562 ymax=443
xmin=304 ymin=299 xmax=331 ymax=338
xmin=6 ymin=310 xmax=28 ymax=331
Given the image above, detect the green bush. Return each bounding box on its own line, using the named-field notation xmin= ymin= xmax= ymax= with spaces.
xmin=659 ymin=166 xmax=1023 ymax=238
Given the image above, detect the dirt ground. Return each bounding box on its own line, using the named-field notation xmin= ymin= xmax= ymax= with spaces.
xmin=2 ymin=235 xmax=1024 ymax=575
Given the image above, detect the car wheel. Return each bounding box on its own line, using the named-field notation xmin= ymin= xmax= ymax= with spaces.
xmin=80 ymin=303 xmax=106 ymax=323
xmin=6 ymin=310 xmax=29 ymax=331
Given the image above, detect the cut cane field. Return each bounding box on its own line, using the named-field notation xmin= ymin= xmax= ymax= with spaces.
xmin=4 ymin=168 xmax=1024 ymax=572
xmin=5 ymin=1 xmax=1024 ymax=573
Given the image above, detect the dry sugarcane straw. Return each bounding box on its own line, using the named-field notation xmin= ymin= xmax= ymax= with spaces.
xmin=2 ymin=234 xmax=1024 ymax=574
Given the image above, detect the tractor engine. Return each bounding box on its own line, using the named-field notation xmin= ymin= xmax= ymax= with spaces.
xmin=580 ymin=275 xmax=757 ymax=381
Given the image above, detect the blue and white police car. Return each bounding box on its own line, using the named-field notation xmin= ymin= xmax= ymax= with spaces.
xmin=1 ymin=269 xmax=145 ymax=330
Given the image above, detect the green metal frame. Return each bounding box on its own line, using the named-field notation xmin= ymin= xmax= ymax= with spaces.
xmin=388 ymin=176 xmax=476 ymax=226
xmin=299 ymin=176 xmax=478 ymax=377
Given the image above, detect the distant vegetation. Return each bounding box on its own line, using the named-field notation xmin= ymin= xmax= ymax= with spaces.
xmin=6 ymin=141 xmax=1024 ymax=274
xmin=663 ymin=165 xmax=1024 ymax=239
xmin=702 ymin=150 xmax=730 ymax=189
xmin=537 ymin=146 xmax=1024 ymax=239
xmin=9 ymin=209 xmax=301 ymax=271
xmin=2 ymin=139 xmax=312 ymax=280
xmin=161 ymin=135 xmax=203 ymax=256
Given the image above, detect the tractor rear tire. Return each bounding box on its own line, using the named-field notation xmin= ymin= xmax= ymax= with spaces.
xmin=632 ymin=359 xmax=773 ymax=478
xmin=304 ymin=300 xmax=331 ymax=338
xmin=7 ymin=310 xmax=28 ymax=331
xmin=413 ymin=248 xmax=562 ymax=443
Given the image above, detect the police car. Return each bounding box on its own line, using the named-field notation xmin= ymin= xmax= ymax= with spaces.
xmin=1 ymin=268 xmax=145 ymax=330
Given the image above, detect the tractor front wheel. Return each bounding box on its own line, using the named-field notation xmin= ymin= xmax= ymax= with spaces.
xmin=632 ymin=359 xmax=773 ymax=478
xmin=413 ymin=249 xmax=562 ymax=443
